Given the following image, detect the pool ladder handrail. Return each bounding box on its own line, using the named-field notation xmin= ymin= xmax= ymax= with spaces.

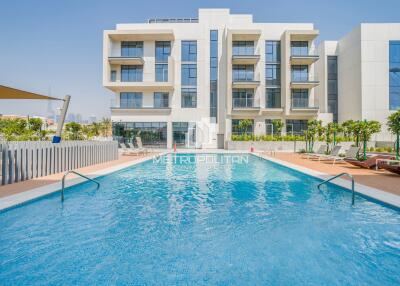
xmin=61 ymin=170 xmax=100 ymax=202
xmin=317 ymin=172 xmax=355 ymax=205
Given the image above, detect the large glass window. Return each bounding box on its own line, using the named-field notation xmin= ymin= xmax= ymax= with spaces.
xmin=173 ymin=122 xmax=196 ymax=148
xmin=210 ymin=30 xmax=218 ymax=121
xmin=181 ymin=41 xmax=197 ymax=62
xmin=155 ymin=64 xmax=168 ymax=82
xmin=266 ymin=41 xmax=281 ymax=62
xmin=266 ymin=88 xmax=281 ymax=108
xmin=291 ymin=89 xmax=309 ymax=108
xmin=389 ymin=41 xmax=400 ymax=110
xmin=155 ymin=41 xmax=170 ymax=62
xmin=266 ymin=64 xmax=281 ymax=86
xmin=181 ymin=64 xmax=197 ymax=86
xmin=154 ymin=92 xmax=169 ymax=108
xmin=232 ymin=119 xmax=254 ymax=135
xmin=286 ymin=119 xmax=308 ymax=135
xmin=121 ymin=41 xmax=143 ymax=57
xmin=291 ymin=41 xmax=308 ymax=56
xmin=120 ymin=92 xmax=143 ymax=108
xmin=265 ymin=119 xmax=281 ymax=135
xmin=110 ymin=70 xmax=116 ymax=82
xmin=327 ymin=56 xmax=338 ymax=122
xmin=232 ymin=41 xmax=254 ymax=56
xmin=121 ymin=65 xmax=143 ymax=82
xmin=113 ymin=122 xmax=167 ymax=147
xmin=291 ymin=65 xmax=309 ymax=82
xmin=181 ymin=88 xmax=197 ymax=108
xmin=233 ymin=65 xmax=254 ymax=81
xmin=232 ymin=89 xmax=254 ymax=108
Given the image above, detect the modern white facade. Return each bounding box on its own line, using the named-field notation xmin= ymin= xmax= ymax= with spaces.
xmin=103 ymin=9 xmax=399 ymax=148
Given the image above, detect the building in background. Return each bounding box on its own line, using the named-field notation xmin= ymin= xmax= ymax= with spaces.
xmin=103 ymin=9 xmax=400 ymax=148
xmin=316 ymin=24 xmax=400 ymax=141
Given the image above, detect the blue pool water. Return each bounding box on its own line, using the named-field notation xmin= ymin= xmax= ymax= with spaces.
xmin=0 ymin=153 xmax=399 ymax=285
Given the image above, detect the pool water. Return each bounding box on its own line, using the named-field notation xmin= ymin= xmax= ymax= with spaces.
xmin=0 ymin=153 xmax=399 ymax=285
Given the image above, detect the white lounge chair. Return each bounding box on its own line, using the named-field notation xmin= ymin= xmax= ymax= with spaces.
xmin=120 ymin=143 xmax=143 ymax=156
xmin=135 ymin=137 xmax=150 ymax=154
xmin=320 ymin=146 xmax=360 ymax=165
xmin=314 ymin=145 xmax=342 ymax=162
xmin=302 ymin=144 xmax=327 ymax=159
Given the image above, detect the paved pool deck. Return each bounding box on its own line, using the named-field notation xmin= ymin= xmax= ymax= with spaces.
xmin=258 ymin=152 xmax=400 ymax=196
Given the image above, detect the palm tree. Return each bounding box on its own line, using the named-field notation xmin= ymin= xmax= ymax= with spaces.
xmin=387 ymin=110 xmax=400 ymax=160
xmin=355 ymin=120 xmax=381 ymax=160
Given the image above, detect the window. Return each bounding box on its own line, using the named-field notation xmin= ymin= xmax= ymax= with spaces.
xmin=173 ymin=122 xmax=196 ymax=147
xmin=291 ymin=41 xmax=308 ymax=56
xmin=265 ymin=119 xmax=280 ymax=135
xmin=286 ymin=119 xmax=308 ymax=135
xmin=232 ymin=89 xmax=254 ymax=108
xmin=112 ymin=122 xmax=167 ymax=147
xmin=265 ymin=64 xmax=281 ymax=86
xmin=232 ymin=41 xmax=254 ymax=56
xmin=155 ymin=41 xmax=170 ymax=62
xmin=155 ymin=64 xmax=168 ymax=82
xmin=121 ymin=65 xmax=143 ymax=82
xmin=210 ymin=30 xmax=218 ymax=121
xmin=389 ymin=41 xmax=400 ymax=110
xmin=153 ymin=92 xmax=169 ymax=108
xmin=110 ymin=70 xmax=116 ymax=82
xmin=266 ymin=88 xmax=281 ymax=108
xmin=181 ymin=64 xmax=197 ymax=86
xmin=291 ymin=89 xmax=309 ymax=108
xmin=120 ymin=92 xmax=142 ymax=108
xmin=266 ymin=41 xmax=280 ymax=62
xmin=233 ymin=65 xmax=254 ymax=81
xmin=232 ymin=119 xmax=254 ymax=135
xmin=181 ymin=41 xmax=197 ymax=62
xmin=155 ymin=41 xmax=171 ymax=82
xmin=327 ymin=56 xmax=338 ymax=122
xmin=181 ymin=88 xmax=197 ymax=108
xmin=121 ymin=41 xmax=143 ymax=57
xmin=291 ymin=65 xmax=308 ymax=82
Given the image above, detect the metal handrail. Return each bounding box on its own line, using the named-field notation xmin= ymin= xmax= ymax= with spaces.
xmin=61 ymin=170 xmax=100 ymax=202
xmin=317 ymin=172 xmax=355 ymax=205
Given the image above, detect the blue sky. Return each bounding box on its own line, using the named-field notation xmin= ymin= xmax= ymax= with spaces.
xmin=0 ymin=0 xmax=399 ymax=120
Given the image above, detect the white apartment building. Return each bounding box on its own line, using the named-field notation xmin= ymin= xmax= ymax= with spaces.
xmin=103 ymin=9 xmax=400 ymax=148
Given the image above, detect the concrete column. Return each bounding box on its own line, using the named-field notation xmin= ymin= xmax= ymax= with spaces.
xmin=167 ymin=121 xmax=173 ymax=149
xmin=254 ymin=118 xmax=265 ymax=136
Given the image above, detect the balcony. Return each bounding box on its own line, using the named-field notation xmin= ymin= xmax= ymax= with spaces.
xmin=290 ymin=51 xmax=319 ymax=65
xmin=290 ymin=75 xmax=319 ymax=89
xmin=290 ymin=98 xmax=319 ymax=114
xmin=108 ymin=56 xmax=144 ymax=65
xmin=232 ymin=98 xmax=260 ymax=114
xmin=111 ymin=105 xmax=171 ymax=115
xmin=232 ymin=55 xmax=260 ymax=65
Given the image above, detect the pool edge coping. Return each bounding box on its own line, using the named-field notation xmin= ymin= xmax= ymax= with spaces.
xmin=0 ymin=151 xmax=399 ymax=211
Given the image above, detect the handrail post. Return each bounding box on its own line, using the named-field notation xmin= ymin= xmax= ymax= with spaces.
xmin=61 ymin=170 xmax=100 ymax=202
xmin=317 ymin=172 xmax=355 ymax=206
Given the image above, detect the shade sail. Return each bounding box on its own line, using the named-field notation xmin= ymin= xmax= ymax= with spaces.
xmin=0 ymin=85 xmax=62 ymax=100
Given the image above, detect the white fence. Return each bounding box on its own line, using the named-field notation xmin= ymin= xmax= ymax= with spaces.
xmin=0 ymin=141 xmax=118 ymax=185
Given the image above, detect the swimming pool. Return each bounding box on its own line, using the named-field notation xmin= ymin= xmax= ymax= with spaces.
xmin=0 ymin=153 xmax=399 ymax=285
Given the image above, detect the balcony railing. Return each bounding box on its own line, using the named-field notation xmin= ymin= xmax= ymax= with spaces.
xmin=233 ymin=98 xmax=256 ymax=108
xmin=154 ymin=99 xmax=169 ymax=108
xmin=291 ymin=74 xmax=319 ymax=83
xmin=291 ymin=98 xmax=318 ymax=109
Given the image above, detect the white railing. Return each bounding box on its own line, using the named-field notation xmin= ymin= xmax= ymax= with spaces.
xmin=0 ymin=141 xmax=118 ymax=186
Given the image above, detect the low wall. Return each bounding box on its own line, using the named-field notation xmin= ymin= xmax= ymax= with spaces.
xmin=226 ymin=141 xmax=371 ymax=152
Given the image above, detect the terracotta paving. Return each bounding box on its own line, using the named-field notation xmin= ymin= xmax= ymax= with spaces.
xmin=260 ymin=152 xmax=400 ymax=196
xmin=0 ymin=153 xmax=156 ymax=198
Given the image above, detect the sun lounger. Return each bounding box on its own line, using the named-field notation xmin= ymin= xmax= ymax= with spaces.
xmin=313 ymin=145 xmax=342 ymax=161
xmin=379 ymin=162 xmax=400 ymax=175
xmin=345 ymin=154 xmax=394 ymax=169
xmin=302 ymin=145 xmax=327 ymax=159
xmin=135 ymin=137 xmax=150 ymax=153
xmin=319 ymin=146 xmax=360 ymax=165
xmin=120 ymin=143 xmax=143 ymax=156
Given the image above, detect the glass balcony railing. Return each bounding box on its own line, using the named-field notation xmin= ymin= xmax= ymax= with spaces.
xmin=291 ymin=98 xmax=318 ymax=109
xmin=154 ymin=99 xmax=170 ymax=108
xmin=233 ymin=98 xmax=256 ymax=108
xmin=291 ymin=74 xmax=319 ymax=83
